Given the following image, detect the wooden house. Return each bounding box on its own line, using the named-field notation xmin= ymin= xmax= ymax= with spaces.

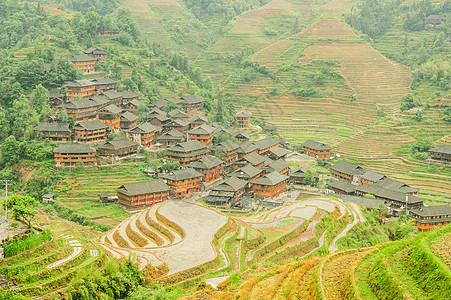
xmin=425 ymin=14 xmax=447 ymax=25
xmin=53 ymin=143 xmax=96 ymax=167
xmin=178 ymin=95 xmax=205 ymax=112
xmin=251 ymin=171 xmax=289 ymax=199
xmin=168 ymin=109 xmax=188 ymax=120
xmin=354 ymin=184 xmax=423 ymax=210
xmin=237 ymin=141 xmax=258 ymax=159
xmin=149 ymin=98 xmax=168 ymax=110
xmin=120 ymin=111 xmax=138 ymax=130
xmin=188 ymin=114 xmax=208 ymax=129
xmin=98 ymin=139 xmax=139 ymax=158
xmin=73 ymin=119 xmax=108 ymax=143
xmin=234 ymin=152 xmax=267 ymax=170
xmin=410 ymin=205 xmax=451 ymax=231
xmin=98 ymin=104 xmax=122 ymax=131
xmin=27 ymin=90 xmax=64 ymax=108
xmin=34 ymin=123 xmax=71 ymax=142
xmin=163 ymin=168 xmax=203 ymax=197
xmin=66 ymin=54 xmax=96 ymax=73
xmin=230 ymin=164 xmax=262 ymax=183
xmin=361 ymin=170 xmax=386 ymax=185
xmin=166 ymin=140 xmax=210 ymax=167
xmin=428 ymin=145 xmax=451 ymax=162
xmin=116 ymin=179 xmax=171 ymax=211
xmin=61 ymin=96 xmax=108 ymax=122
xmin=301 ymin=140 xmax=332 ymax=160
xmin=188 ymin=123 xmax=215 ymax=147
xmin=235 ymin=110 xmax=252 ymax=128
xmin=91 ymin=78 xmax=117 ymax=93
xmin=119 ymin=91 xmax=140 ymax=103
xmin=327 ymin=181 xmax=357 ymax=195
xmin=217 ymin=140 xmax=239 ymax=166
xmin=254 ymin=137 xmax=280 ymax=156
xmin=212 ymin=124 xmax=232 ymax=138
xmin=163 ymin=118 xmax=190 ymax=133
xmin=148 ymin=107 xmax=167 ymax=119
xmin=330 ymin=160 xmax=367 ymax=185
xmin=267 ymin=147 xmax=290 ymax=160
xmin=127 ymin=123 xmax=158 ymax=148
xmin=122 ymin=99 xmax=145 ymax=116
xmin=262 ymin=159 xmax=289 ymax=176
xmin=64 ymin=79 xmax=96 ymax=100
xmin=188 ymin=155 xmax=223 ymax=183
xmin=148 ymin=114 xmax=171 ymax=128
xmin=101 ymin=90 xmax=123 ymax=106
xmin=155 ymin=129 xmax=185 ymax=147
xmin=290 ymin=165 xmax=319 ymax=184
xmin=205 ymin=177 xmax=247 ymax=207
xmin=83 ymin=47 xmax=107 ymax=60
xmin=232 ymin=131 xmax=250 ymax=143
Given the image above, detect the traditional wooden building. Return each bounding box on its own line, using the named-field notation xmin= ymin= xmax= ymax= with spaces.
xmin=267 ymin=147 xmax=291 ymax=160
xmin=361 ymin=170 xmax=386 ymax=185
xmin=163 ymin=118 xmax=189 ymax=133
xmin=188 ymin=123 xmax=215 ymax=147
xmin=83 ymin=47 xmax=107 ymax=60
xmin=330 ymin=160 xmax=367 ymax=185
xmin=163 ymin=168 xmax=203 ymax=197
xmin=178 ymin=95 xmax=205 ymax=112
xmin=91 ymin=78 xmax=117 ymax=93
xmin=98 ymin=104 xmax=122 ymax=131
xmin=64 ymin=79 xmax=96 ymax=100
xmin=74 ymin=119 xmax=108 ymax=143
xmin=148 ymin=107 xmax=166 ymax=119
xmin=116 ymin=179 xmax=171 ymax=211
xmin=168 ymin=109 xmax=188 ymax=120
xmin=254 ymin=137 xmax=280 ymax=156
xmin=27 ymin=90 xmax=64 ymax=108
xmin=120 ymin=111 xmax=138 ymax=130
xmin=290 ymin=165 xmax=320 ymax=184
xmin=234 ymin=152 xmax=267 ymax=170
xmin=230 ymin=164 xmax=262 ymax=183
xmin=188 ymin=155 xmax=223 ymax=183
xmin=302 ymin=140 xmax=332 ymax=160
xmin=166 ymin=140 xmax=210 ymax=167
xmin=428 ymin=145 xmax=451 ymax=162
xmin=149 ymin=98 xmax=168 ymax=110
xmin=217 ymin=140 xmax=239 ymax=166
xmin=237 ymin=141 xmax=258 ymax=159
xmin=155 ymin=129 xmax=185 ymax=147
xmin=119 ymin=91 xmax=140 ymax=103
xmin=205 ymin=177 xmax=247 ymax=207
xmin=232 ymin=131 xmax=250 ymax=143
xmin=425 ymin=14 xmax=447 ymax=25
xmin=354 ymin=185 xmax=423 ymax=210
xmin=327 ymin=181 xmax=357 ymax=195
xmin=53 ymin=143 xmax=96 ymax=167
xmin=188 ymin=114 xmax=208 ymax=129
xmin=61 ymin=97 xmax=108 ymax=122
xmin=101 ymin=90 xmax=123 ymax=106
xmin=122 ymin=99 xmax=145 ymax=116
xmin=67 ymin=54 xmax=96 ymax=73
xmin=235 ymin=110 xmax=252 ymax=128
xmin=98 ymin=139 xmax=139 ymax=158
xmin=251 ymin=171 xmax=289 ymax=199
xmin=148 ymin=114 xmax=171 ymax=128
xmin=262 ymin=159 xmax=290 ymax=176
xmin=127 ymin=123 xmax=158 ymax=148
xmin=34 ymin=123 xmax=71 ymax=142
xmin=410 ymin=205 xmax=451 ymax=231
xmin=213 ymin=124 xmax=232 ymax=138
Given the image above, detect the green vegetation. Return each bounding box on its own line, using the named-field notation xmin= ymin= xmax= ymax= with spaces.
xmin=3 ymin=230 xmax=52 ymax=258
xmin=7 ymin=194 xmax=39 ymax=227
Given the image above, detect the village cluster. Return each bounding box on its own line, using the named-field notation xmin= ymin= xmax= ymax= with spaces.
xmin=32 ymin=47 xmax=451 ymax=233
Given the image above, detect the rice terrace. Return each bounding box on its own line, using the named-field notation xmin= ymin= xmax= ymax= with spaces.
xmin=0 ymin=0 xmax=450 ymax=298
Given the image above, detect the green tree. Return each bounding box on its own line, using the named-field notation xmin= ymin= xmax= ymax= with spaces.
xmin=303 ymin=170 xmax=315 ymax=186
xmin=411 ymin=138 xmax=434 ymax=153
xmin=413 ymin=109 xmax=424 ymax=122
xmin=31 ymin=84 xmax=48 ymax=113
xmin=400 ymin=94 xmax=420 ymax=111
xmin=2 ymin=136 xmax=20 ymax=166
xmin=7 ymin=194 xmax=38 ymax=227
xmin=10 ymin=94 xmax=38 ymax=139
xmin=443 ymin=106 xmax=451 ymax=123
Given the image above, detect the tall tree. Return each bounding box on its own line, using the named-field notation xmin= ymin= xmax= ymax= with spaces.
xmin=7 ymin=194 xmax=38 ymax=227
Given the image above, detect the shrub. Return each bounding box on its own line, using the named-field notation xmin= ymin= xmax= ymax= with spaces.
xmin=3 ymin=230 xmax=52 ymax=258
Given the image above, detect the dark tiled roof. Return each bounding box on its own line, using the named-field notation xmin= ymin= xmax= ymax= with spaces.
xmin=410 ymin=205 xmax=451 ymax=217
xmin=327 ymin=181 xmax=357 ymax=193
xmin=74 ymin=119 xmax=108 ymax=131
xmin=83 ymin=48 xmax=107 ymax=55
xmin=330 ymin=160 xmax=366 ymax=176
xmin=302 ymin=139 xmax=332 ymax=151
xmin=169 ymin=118 xmax=189 ymax=127
xmin=263 ymin=159 xmax=289 ymax=173
xmin=162 ymin=168 xmax=202 ymax=181
xmin=253 ymin=137 xmax=280 ymax=150
xmin=62 ymin=97 xmax=107 ymax=110
xmin=235 ymin=110 xmax=252 ymax=117
xmin=211 ymin=177 xmax=247 ymax=192
xmin=119 ymin=91 xmax=140 ymax=99
xmin=149 ymin=114 xmax=170 ymax=123
xmin=91 ymin=77 xmax=116 ymax=85
xmin=101 ymin=90 xmax=122 ymax=100
xmin=429 ymin=145 xmax=451 ymax=155
xmin=231 ymin=165 xmax=262 ymax=179
xmin=362 ymin=170 xmax=385 ymax=183
xmin=128 ymin=123 xmax=158 ymax=134
xmin=101 ymin=104 xmax=122 ymax=114
xmin=290 ymin=165 xmax=319 ymax=178
xmin=64 ymin=79 xmax=94 ymax=88
xmin=372 ymin=178 xmax=418 ymax=194
xmin=219 ymin=140 xmax=239 ymax=152
xmin=180 ymin=95 xmax=205 ymax=104
xmin=151 ymin=99 xmax=168 ymax=108
xmin=34 ymin=122 xmax=71 ymax=132
xmin=149 ymin=108 xmax=167 ymax=116
xmin=212 ymin=124 xmax=232 ymax=136
xmin=98 ymin=139 xmax=139 ymax=150
xmin=116 ymin=179 xmax=170 ymax=196
xmin=188 ymin=114 xmax=208 ymax=124
xmin=232 ymin=131 xmax=250 ymax=139
xmin=251 ymin=171 xmax=288 ymax=186
xmin=189 ymin=155 xmax=223 ymax=170
xmin=237 ymin=141 xmax=258 ymax=154
xmin=67 ymin=54 xmax=96 ymax=62
xmin=53 ymin=143 xmax=96 ymax=154
xmin=157 ymin=129 xmax=184 ymax=140
xmin=168 ymin=109 xmax=188 ymax=119
xmin=268 ymin=147 xmax=291 ymax=157
xmin=241 ymin=152 xmax=266 ymax=166
xmin=121 ymin=111 xmax=138 ymax=122
xmin=168 ymin=140 xmax=207 ymax=153
xmin=355 ymin=184 xmax=423 ymax=204
xmin=189 ymin=123 xmax=215 ymax=135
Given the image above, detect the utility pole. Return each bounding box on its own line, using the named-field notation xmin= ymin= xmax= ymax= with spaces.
xmin=1 ymin=180 xmax=12 ymax=221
